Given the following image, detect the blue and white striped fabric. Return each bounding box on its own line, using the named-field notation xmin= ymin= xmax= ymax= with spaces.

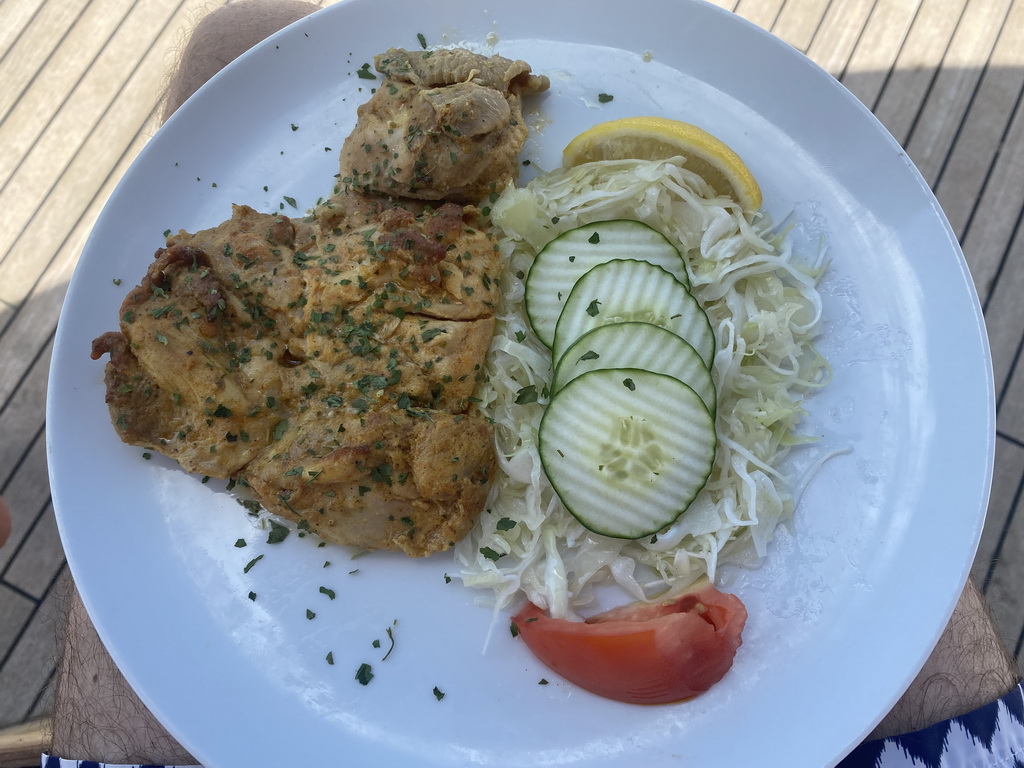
xmin=40 ymin=682 xmax=1024 ymax=768
xmin=839 ymin=681 xmax=1024 ymax=767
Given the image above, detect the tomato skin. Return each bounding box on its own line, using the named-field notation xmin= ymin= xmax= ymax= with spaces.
xmin=511 ymin=584 xmax=746 ymax=705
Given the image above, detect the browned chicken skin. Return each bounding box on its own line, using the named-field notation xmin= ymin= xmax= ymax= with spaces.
xmin=91 ymin=49 xmax=547 ymax=556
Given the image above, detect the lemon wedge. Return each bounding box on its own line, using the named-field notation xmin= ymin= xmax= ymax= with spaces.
xmin=562 ymin=116 xmax=762 ymax=213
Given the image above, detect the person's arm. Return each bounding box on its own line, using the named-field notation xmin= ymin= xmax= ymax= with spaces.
xmin=868 ymin=577 xmax=1021 ymax=740
xmin=49 ymin=578 xmax=197 ymax=765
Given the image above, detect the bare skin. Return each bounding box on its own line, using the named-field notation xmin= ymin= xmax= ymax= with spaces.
xmin=51 ymin=579 xmax=197 ymax=765
xmin=868 ymin=577 xmax=1020 ymax=740
xmin=46 ymin=0 xmax=1022 ymax=762
xmin=161 ymin=0 xmax=320 ymax=121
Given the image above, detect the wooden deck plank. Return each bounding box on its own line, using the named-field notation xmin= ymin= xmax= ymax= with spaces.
xmin=804 ymin=0 xmax=876 ymax=78
xmin=0 ymin=112 xmax=145 ymax=408
xmin=0 ymin=152 xmax=124 ymax=407
xmin=990 ymin=212 xmax=1024 ymax=433
xmin=0 ymin=585 xmax=37 ymax=724
xmin=0 ymin=577 xmax=62 ymax=726
xmin=0 ymin=337 xmax=51 ymax=496
xmin=841 ymin=0 xmax=922 ymax=112
xmin=0 ymin=586 xmax=35 ymax=686
xmin=976 ymin=437 xmax=1024 ymax=576
xmin=0 ymin=0 xmax=186 ymax=288
xmin=871 ymin=0 xmax=967 ymax=145
xmin=960 ymin=97 xmax=1024 ymax=396
xmin=0 ymin=0 xmax=93 ymax=124
xmin=984 ymin=479 xmax=1024 ymax=659
xmin=734 ymin=0 xmax=786 ymax=30
xmin=936 ymin=0 xmax=1024 ymax=270
xmin=904 ymin=0 xmax=1013 ymax=185
xmin=0 ymin=0 xmax=137 ymax=190
xmin=769 ymin=0 xmax=830 ymax=53
xmin=0 ymin=433 xmax=52 ymax=569
xmin=5 ymin=502 xmax=64 ymax=602
xmin=0 ymin=0 xmax=43 ymax=63
xmin=937 ymin=0 xmax=1024 ymax=290
xmin=0 ymin=426 xmax=50 ymax=579
xmin=974 ymin=436 xmax=1024 ymax=659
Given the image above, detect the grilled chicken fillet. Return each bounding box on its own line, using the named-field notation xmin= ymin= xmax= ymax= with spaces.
xmin=93 ymin=47 xmax=545 ymax=555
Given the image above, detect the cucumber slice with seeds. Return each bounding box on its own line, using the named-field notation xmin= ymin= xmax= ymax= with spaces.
xmin=553 ymin=322 xmax=717 ymax=413
xmin=525 ymin=220 xmax=688 ymax=348
xmin=539 ymin=368 xmax=716 ymax=539
xmin=552 ymin=259 xmax=715 ymax=367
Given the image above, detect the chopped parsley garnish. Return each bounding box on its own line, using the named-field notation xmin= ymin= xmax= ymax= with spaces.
xmin=355 ymin=663 xmax=374 ymax=685
xmin=381 ymin=623 xmax=397 ymax=661
xmin=433 ymin=686 xmax=445 ymax=701
xmin=356 ymin=63 xmax=377 ymax=80
xmin=319 ymin=586 xmax=336 ymax=600
xmin=496 ymin=517 xmax=517 ymax=532
xmin=585 ymin=299 xmax=602 ymax=317
xmin=237 ymin=498 xmax=261 ymax=515
xmin=623 ymin=378 xmax=636 ymax=391
xmin=480 ymin=546 xmax=504 ymax=562
xmin=420 ymin=327 xmax=447 ymax=342
xmin=267 ymin=521 xmax=290 ymax=544
xmin=514 ymin=385 xmax=538 ymax=405
xmin=598 ymin=93 xmax=614 ymax=103
xmin=243 ymin=554 xmax=263 ymax=573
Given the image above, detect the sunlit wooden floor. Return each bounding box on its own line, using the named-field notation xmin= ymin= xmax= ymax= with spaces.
xmin=2 ymin=0 xmax=1023 ymax=733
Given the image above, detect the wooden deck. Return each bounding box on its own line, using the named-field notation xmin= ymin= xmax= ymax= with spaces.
xmin=2 ymin=0 xmax=1023 ymax=734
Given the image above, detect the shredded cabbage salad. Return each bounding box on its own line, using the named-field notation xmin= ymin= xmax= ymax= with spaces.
xmin=454 ymin=157 xmax=830 ymax=621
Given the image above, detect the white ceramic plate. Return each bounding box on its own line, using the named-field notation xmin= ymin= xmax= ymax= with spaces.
xmin=48 ymin=1 xmax=994 ymax=766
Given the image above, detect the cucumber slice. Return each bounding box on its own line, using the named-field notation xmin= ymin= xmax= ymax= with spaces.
xmin=553 ymin=322 xmax=717 ymax=413
xmin=552 ymin=259 xmax=715 ymax=367
xmin=539 ymin=368 xmax=716 ymax=539
xmin=525 ymin=220 xmax=688 ymax=348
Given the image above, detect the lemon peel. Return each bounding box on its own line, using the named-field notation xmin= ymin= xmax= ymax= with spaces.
xmin=562 ymin=116 xmax=762 ymax=213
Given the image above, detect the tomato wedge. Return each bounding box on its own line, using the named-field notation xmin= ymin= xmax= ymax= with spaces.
xmin=511 ymin=583 xmax=746 ymax=704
